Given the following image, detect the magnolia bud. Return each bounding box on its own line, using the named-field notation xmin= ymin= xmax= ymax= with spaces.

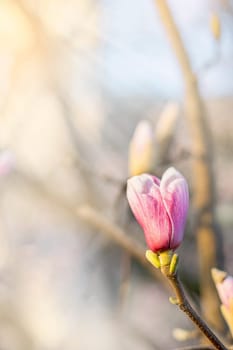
xmin=210 ymin=13 xmax=221 ymax=41
xmin=212 ymin=268 xmax=233 ymax=336
xmin=127 ymin=167 xmax=189 ymax=252
xmin=128 ymin=120 xmax=154 ymax=176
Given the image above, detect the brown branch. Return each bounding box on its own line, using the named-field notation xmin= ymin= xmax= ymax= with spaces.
xmin=160 ymin=266 xmax=227 ymax=350
xmin=154 ymin=0 xmax=224 ymax=331
xmin=173 ymin=346 xmax=214 ymax=350
xmin=12 ymin=169 xmax=167 ymax=288
xmin=76 ymin=205 xmax=167 ymax=288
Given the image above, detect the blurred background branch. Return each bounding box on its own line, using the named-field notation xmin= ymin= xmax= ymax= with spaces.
xmin=154 ymin=0 xmax=224 ymax=331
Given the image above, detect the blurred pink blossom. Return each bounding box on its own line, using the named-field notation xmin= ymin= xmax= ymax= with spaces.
xmin=0 ymin=150 xmax=15 ymax=176
xmin=216 ymin=275 xmax=233 ymax=310
xmin=126 ymin=167 xmax=189 ymax=252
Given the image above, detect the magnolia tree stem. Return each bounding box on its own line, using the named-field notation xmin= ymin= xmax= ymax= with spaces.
xmin=161 ymin=267 xmax=227 ymax=350
xmin=153 ymin=0 xmax=223 ymax=330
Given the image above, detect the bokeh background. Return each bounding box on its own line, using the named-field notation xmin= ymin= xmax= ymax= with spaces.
xmin=0 ymin=0 xmax=232 ymax=349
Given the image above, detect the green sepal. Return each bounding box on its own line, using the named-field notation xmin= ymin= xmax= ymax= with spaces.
xmin=169 ymin=253 xmax=179 ymax=275
xmin=159 ymin=250 xmax=172 ymax=267
xmin=146 ymin=250 xmax=160 ymax=269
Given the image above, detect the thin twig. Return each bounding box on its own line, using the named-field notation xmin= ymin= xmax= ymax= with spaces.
xmin=160 ymin=266 xmax=227 ymax=350
xmin=173 ymin=346 xmax=214 ymax=350
xmin=76 ymin=205 xmax=167 ymax=287
xmin=11 ymin=169 xmax=167 ymax=287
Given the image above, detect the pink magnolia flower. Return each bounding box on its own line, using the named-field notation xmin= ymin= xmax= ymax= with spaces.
xmin=126 ymin=167 xmax=189 ymax=252
xmin=216 ymin=275 xmax=233 ymax=310
xmin=212 ymin=269 xmax=233 ymax=336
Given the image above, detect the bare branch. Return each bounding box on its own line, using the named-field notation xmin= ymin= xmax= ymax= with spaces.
xmin=13 ymin=169 xmax=167 ymax=288
xmin=154 ymin=0 xmax=224 ymax=331
xmin=76 ymin=204 xmax=167 ymax=288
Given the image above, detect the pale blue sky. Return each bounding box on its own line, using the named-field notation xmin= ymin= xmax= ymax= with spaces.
xmin=100 ymin=0 xmax=233 ymax=98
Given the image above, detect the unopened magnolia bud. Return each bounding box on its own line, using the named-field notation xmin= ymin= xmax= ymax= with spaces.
xmin=128 ymin=120 xmax=154 ymax=176
xmin=210 ymin=13 xmax=221 ymax=40
xmin=211 ymin=268 xmax=227 ymax=284
xmin=212 ymin=268 xmax=233 ymax=310
xmin=127 ymin=167 xmax=189 ymax=252
xmin=212 ymin=268 xmax=233 ymax=336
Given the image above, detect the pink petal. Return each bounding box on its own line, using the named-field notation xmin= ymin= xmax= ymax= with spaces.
xmin=217 ymin=276 xmax=233 ymax=309
xmin=127 ymin=174 xmax=160 ymax=196
xmin=160 ymin=167 xmax=189 ymax=249
xmin=126 ymin=175 xmax=158 ymax=227
xmin=127 ymin=175 xmax=171 ymax=251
